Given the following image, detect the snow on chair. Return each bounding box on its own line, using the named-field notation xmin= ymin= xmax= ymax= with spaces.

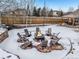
xmin=17 ymin=33 xmax=29 ymax=43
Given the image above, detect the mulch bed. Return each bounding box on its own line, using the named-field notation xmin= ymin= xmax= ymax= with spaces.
xmin=35 ymin=44 xmax=63 ymax=53
xmin=35 ymin=44 xmax=51 ymax=53
xmin=50 ymin=44 xmax=64 ymax=50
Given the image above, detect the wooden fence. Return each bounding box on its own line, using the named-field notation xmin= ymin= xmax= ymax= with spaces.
xmin=0 ymin=16 xmax=64 ymax=25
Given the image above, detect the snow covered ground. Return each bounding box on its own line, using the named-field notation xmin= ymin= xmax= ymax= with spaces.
xmin=0 ymin=25 xmax=79 ymax=59
xmin=0 ymin=49 xmax=19 ymax=59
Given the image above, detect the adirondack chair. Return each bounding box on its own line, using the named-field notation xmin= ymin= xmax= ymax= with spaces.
xmin=49 ymin=37 xmax=63 ymax=50
xmin=20 ymin=41 xmax=33 ymax=49
xmin=51 ymin=32 xmax=60 ymax=39
xmin=17 ymin=33 xmax=29 ymax=43
xmin=46 ymin=28 xmax=52 ymax=36
xmin=24 ymin=29 xmax=31 ymax=37
xmin=50 ymin=35 xmax=61 ymax=46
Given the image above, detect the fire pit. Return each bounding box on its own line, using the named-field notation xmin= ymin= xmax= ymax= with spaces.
xmin=34 ymin=27 xmax=45 ymax=42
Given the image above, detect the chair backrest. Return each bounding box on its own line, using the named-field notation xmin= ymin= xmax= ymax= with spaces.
xmin=56 ymin=32 xmax=60 ymax=36
xmin=48 ymin=28 xmax=52 ymax=34
xmin=17 ymin=33 xmax=22 ymax=38
xmin=50 ymin=40 xmax=53 ymax=46
xmin=24 ymin=29 xmax=29 ymax=35
xmin=36 ymin=27 xmax=40 ymax=33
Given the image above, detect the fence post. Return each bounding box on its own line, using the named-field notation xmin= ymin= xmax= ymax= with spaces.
xmin=0 ymin=13 xmax=2 ymax=24
xmin=0 ymin=16 xmax=1 ymax=24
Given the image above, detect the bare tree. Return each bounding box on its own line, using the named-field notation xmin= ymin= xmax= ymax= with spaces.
xmin=77 ymin=5 xmax=79 ymax=9
xmin=0 ymin=0 xmax=17 ymax=11
xmin=48 ymin=9 xmax=53 ymax=17
xmin=68 ymin=7 xmax=74 ymax=12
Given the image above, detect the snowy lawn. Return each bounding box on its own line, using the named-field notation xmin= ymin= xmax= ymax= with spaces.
xmin=0 ymin=49 xmax=19 ymax=59
xmin=0 ymin=25 xmax=79 ymax=59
